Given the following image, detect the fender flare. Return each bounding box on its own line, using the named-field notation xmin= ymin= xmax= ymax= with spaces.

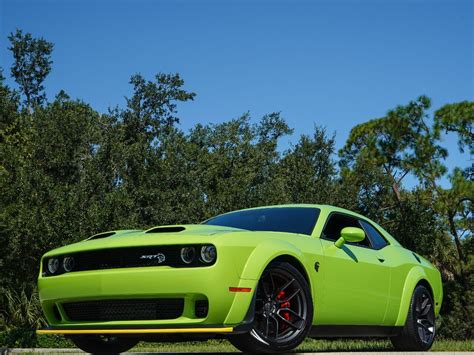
xmin=224 ymin=239 xmax=308 ymax=325
xmin=394 ymin=266 xmax=429 ymax=326
xmin=239 ymin=238 xmax=307 ymax=281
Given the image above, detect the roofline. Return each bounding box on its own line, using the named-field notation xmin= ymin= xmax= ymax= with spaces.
xmin=209 ymin=204 xmax=401 ymax=246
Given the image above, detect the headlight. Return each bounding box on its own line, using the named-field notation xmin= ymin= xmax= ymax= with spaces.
xmin=200 ymin=245 xmax=216 ymax=263
xmin=180 ymin=247 xmax=195 ymax=264
xmin=63 ymin=256 xmax=75 ymax=272
xmin=47 ymin=258 xmax=60 ymax=274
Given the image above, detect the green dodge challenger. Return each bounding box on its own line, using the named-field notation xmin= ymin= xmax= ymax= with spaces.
xmin=38 ymin=204 xmax=442 ymax=353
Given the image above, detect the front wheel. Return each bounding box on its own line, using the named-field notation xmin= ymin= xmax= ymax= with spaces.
xmin=390 ymin=284 xmax=436 ymax=351
xmin=70 ymin=335 xmax=138 ymax=354
xmin=228 ymin=261 xmax=313 ymax=353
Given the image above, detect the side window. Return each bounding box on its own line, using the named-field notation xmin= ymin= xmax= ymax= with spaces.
xmin=360 ymin=220 xmax=388 ymax=250
xmin=322 ymin=213 xmax=371 ymax=248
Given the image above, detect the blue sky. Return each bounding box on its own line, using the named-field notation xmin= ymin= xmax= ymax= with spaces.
xmin=1 ymin=0 xmax=472 ymax=183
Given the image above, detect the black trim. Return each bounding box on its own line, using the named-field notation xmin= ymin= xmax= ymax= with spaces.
xmin=412 ymin=252 xmax=421 ymax=263
xmin=146 ymin=226 xmax=186 ymax=234
xmin=310 ymin=325 xmax=402 ymax=338
xmin=42 ymin=244 xmax=217 ymax=277
xmin=62 ymin=298 xmax=184 ymax=322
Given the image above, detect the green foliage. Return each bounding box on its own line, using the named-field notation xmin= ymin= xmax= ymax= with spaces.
xmin=0 ymin=30 xmax=472 ymax=341
xmin=434 ymin=101 xmax=474 ymax=154
xmin=8 ymin=29 xmax=54 ymax=109
xmin=277 ymin=127 xmax=337 ymax=204
xmin=0 ymin=287 xmax=45 ymax=331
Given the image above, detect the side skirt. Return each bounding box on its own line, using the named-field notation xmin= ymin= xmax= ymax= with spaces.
xmin=310 ymin=325 xmax=403 ymax=338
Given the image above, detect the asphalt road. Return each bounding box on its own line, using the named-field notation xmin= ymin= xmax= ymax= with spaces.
xmin=1 ymin=350 xmax=473 ymax=355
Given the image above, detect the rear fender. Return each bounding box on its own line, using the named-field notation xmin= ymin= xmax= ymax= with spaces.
xmin=395 ymin=266 xmax=429 ymax=326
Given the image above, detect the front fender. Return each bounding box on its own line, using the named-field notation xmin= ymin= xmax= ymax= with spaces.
xmin=223 ymin=239 xmax=306 ymax=325
xmin=239 ymin=238 xmax=306 ymax=281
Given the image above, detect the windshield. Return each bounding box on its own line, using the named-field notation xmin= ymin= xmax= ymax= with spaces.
xmin=204 ymin=207 xmax=320 ymax=235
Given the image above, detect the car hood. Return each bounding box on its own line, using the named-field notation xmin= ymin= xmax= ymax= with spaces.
xmin=42 ymin=224 xmax=244 ymax=257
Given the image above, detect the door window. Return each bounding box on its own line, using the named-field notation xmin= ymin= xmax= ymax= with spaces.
xmin=321 ymin=213 xmax=371 ymax=248
xmin=359 ymin=220 xmax=389 ymax=250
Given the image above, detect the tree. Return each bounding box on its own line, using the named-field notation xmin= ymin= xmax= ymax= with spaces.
xmin=435 ymin=101 xmax=474 ymax=155
xmin=339 ymin=96 xmax=473 ymax=338
xmin=0 ymin=92 xmax=103 ymax=289
xmin=277 ymin=126 xmax=337 ymax=204
xmin=106 ymin=73 xmax=196 ymax=227
xmin=340 ymin=96 xmax=447 ymax=204
xmin=8 ymin=29 xmax=53 ymax=110
xmin=187 ymin=112 xmax=292 ymax=217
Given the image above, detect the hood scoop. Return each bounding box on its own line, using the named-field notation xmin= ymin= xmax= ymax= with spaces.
xmin=87 ymin=231 xmax=116 ymax=241
xmin=145 ymin=226 xmax=186 ymax=234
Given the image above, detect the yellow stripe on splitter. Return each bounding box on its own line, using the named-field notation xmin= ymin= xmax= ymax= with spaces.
xmin=36 ymin=327 xmax=234 ymax=335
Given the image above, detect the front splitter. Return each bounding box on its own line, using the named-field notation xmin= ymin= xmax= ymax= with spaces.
xmin=37 ymin=327 xmax=234 ymax=335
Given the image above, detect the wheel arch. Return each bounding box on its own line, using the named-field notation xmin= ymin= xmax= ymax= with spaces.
xmin=268 ymin=254 xmax=311 ymax=288
xmin=416 ymin=279 xmax=434 ymax=300
xmin=239 ymin=239 xmax=309 ymax=285
xmin=225 ymin=238 xmax=311 ymax=326
xmin=394 ymin=266 xmax=431 ymax=326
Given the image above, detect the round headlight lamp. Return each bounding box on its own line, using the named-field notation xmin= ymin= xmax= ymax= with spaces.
xmin=63 ymin=256 xmax=75 ymax=272
xmin=180 ymin=247 xmax=195 ymax=264
xmin=200 ymin=245 xmax=216 ymax=264
xmin=47 ymin=258 xmax=60 ymax=274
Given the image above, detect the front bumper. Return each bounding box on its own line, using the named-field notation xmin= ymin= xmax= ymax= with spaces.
xmin=38 ymin=259 xmax=257 ymax=329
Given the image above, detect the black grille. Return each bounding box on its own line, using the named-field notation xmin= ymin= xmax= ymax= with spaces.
xmin=62 ymin=298 xmax=184 ymax=321
xmin=195 ymin=300 xmax=209 ymax=318
xmin=43 ymin=244 xmax=215 ymax=276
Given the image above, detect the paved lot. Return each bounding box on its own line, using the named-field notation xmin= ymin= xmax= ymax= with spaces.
xmin=2 ymin=350 xmax=474 ymax=354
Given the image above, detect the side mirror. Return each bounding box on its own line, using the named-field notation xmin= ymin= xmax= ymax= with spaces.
xmin=335 ymin=227 xmax=365 ymax=248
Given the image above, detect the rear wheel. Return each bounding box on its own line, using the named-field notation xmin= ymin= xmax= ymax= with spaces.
xmin=70 ymin=335 xmax=138 ymax=354
xmin=390 ymin=284 xmax=436 ymax=351
xmin=229 ymin=261 xmax=313 ymax=353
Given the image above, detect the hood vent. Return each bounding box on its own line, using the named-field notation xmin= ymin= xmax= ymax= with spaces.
xmin=412 ymin=252 xmax=421 ymax=263
xmin=146 ymin=226 xmax=186 ymax=234
xmin=88 ymin=231 xmax=116 ymax=241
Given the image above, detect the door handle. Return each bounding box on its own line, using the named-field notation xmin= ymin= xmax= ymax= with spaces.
xmin=378 ymin=258 xmax=385 ymax=263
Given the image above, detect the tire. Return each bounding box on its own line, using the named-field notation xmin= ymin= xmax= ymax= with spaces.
xmin=70 ymin=335 xmax=138 ymax=354
xmin=390 ymin=284 xmax=436 ymax=351
xmin=228 ymin=261 xmax=313 ymax=353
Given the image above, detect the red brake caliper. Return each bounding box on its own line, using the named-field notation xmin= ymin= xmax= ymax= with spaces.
xmin=277 ymin=290 xmax=291 ymax=330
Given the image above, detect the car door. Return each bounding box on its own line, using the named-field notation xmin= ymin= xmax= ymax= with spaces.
xmin=317 ymin=213 xmax=390 ymax=325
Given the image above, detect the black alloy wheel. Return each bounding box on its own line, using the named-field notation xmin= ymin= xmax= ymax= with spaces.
xmin=229 ymin=261 xmax=313 ymax=353
xmin=415 ymin=290 xmax=436 ymax=344
xmin=391 ymin=284 xmax=436 ymax=351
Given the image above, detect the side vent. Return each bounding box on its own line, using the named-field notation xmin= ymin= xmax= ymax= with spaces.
xmin=88 ymin=232 xmax=116 ymax=241
xmin=412 ymin=252 xmax=421 ymax=264
xmin=146 ymin=226 xmax=186 ymax=234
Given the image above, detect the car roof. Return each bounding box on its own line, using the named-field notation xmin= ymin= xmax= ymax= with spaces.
xmin=230 ymin=204 xmax=363 ymax=217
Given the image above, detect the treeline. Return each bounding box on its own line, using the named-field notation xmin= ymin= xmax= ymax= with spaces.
xmin=0 ymin=30 xmax=472 ymax=342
